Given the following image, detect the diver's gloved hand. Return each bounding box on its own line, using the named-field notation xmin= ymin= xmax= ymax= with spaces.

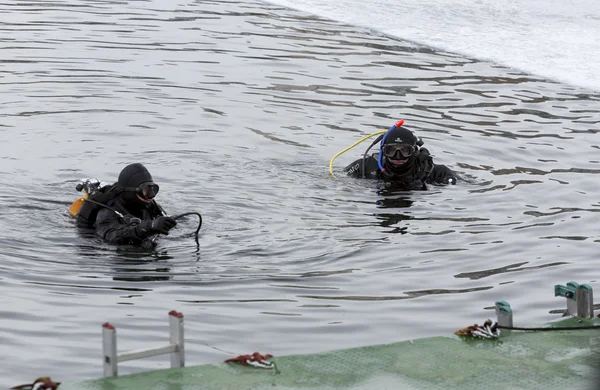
xmin=151 ymin=216 xmax=177 ymax=234
xmin=445 ymin=176 xmax=457 ymax=185
xmin=138 ymin=216 xmax=177 ymax=235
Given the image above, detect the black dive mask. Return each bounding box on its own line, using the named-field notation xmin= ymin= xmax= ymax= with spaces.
xmin=136 ymin=182 xmax=159 ymax=200
xmin=383 ymin=144 xmax=416 ymax=159
xmin=123 ymin=182 xmax=159 ymax=200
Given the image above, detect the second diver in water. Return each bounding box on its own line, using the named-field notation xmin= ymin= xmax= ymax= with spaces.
xmin=344 ymin=120 xmax=458 ymax=190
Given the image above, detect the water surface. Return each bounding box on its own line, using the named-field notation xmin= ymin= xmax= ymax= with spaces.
xmin=0 ymin=0 xmax=599 ymax=386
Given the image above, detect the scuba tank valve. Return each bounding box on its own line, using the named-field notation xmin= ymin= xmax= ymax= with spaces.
xmin=68 ymin=178 xmax=108 ymax=217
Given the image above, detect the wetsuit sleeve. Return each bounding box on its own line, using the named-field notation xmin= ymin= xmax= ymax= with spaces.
xmin=344 ymin=156 xmax=379 ymax=179
xmin=95 ymin=208 xmax=153 ymax=245
xmin=427 ymin=164 xmax=458 ymax=185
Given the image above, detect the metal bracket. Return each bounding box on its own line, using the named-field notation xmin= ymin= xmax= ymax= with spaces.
xmin=554 ymin=281 xmax=594 ymax=318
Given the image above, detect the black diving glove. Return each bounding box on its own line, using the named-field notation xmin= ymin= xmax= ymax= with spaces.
xmin=137 ymin=216 xmax=178 ymax=236
xmin=445 ymin=176 xmax=457 ymax=185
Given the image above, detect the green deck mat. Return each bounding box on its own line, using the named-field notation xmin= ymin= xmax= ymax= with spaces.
xmin=62 ymin=318 xmax=600 ymax=390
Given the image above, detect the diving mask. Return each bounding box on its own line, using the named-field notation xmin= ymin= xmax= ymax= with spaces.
xmin=383 ymin=144 xmax=416 ymax=159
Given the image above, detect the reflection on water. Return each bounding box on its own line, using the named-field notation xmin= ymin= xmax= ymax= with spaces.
xmin=299 ymin=285 xmax=494 ymax=302
xmin=454 ymin=261 xmax=570 ymax=280
xmin=375 ymin=195 xmax=413 ymax=233
xmin=0 ymin=0 xmax=599 ymax=385
xmin=74 ymin=230 xmax=175 ymax=282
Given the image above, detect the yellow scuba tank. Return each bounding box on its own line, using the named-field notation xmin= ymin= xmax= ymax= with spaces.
xmin=68 ymin=178 xmax=107 ymax=218
xmin=68 ymin=193 xmax=88 ymax=217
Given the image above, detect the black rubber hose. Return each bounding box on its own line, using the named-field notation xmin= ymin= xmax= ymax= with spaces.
xmin=498 ymin=324 xmax=600 ymax=332
xmin=172 ymin=212 xmax=202 ymax=237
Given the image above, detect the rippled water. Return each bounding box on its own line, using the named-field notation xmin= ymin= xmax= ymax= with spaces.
xmin=1 ymin=0 xmax=599 ymax=386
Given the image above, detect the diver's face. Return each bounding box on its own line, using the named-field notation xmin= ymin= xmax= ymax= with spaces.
xmin=122 ymin=190 xmax=151 ymax=209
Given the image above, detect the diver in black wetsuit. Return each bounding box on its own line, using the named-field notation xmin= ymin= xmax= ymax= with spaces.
xmin=78 ymin=163 xmax=177 ymax=246
xmin=344 ymin=121 xmax=457 ymax=190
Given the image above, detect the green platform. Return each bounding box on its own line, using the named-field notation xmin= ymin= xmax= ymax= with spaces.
xmin=62 ymin=318 xmax=600 ymax=390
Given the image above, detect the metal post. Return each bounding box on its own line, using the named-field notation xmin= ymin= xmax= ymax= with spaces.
xmin=495 ymin=300 xmax=513 ymax=336
xmin=566 ymin=281 xmax=579 ymax=317
xmin=102 ymin=323 xmax=118 ymax=377
xmin=169 ymin=310 xmax=185 ymax=368
xmin=576 ymin=284 xmax=594 ymax=318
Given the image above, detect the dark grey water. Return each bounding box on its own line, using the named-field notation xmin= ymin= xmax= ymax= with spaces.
xmin=1 ymin=0 xmax=599 ymax=386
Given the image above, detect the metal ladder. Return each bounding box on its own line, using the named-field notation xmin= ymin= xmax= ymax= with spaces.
xmin=102 ymin=310 xmax=185 ymax=377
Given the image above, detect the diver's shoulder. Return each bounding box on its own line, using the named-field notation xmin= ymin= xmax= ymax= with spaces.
xmin=345 ymin=155 xmax=379 ymax=178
